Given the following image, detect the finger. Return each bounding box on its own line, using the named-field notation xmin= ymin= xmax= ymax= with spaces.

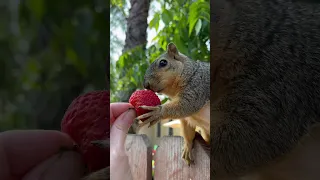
xmin=110 ymin=153 xmax=132 ymax=180
xmin=110 ymin=109 xmax=136 ymax=153
xmin=110 ymin=103 xmax=134 ymax=125
xmin=22 ymin=151 xmax=85 ymax=180
xmin=111 ymin=103 xmax=134 ymax=118
xmin=0 ymin=130 xmax=74 ymax=177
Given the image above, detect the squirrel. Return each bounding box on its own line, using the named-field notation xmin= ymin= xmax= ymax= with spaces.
xmin=136 ymin=42 xmax=210 ymax=166
xmin=212 ymin=0 xmax=320 ymax=179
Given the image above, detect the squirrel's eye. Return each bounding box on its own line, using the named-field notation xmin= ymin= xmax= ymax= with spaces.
xmin=159 ymin=60 xmax=167 ymax=67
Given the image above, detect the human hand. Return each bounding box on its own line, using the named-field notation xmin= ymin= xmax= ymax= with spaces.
xmin=0 ymin=130 xmax=85 ymax=180
xmin=110 ymin=102 xmax=136 ymax=180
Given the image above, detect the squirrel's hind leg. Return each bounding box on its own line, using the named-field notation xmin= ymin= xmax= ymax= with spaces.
xmin=180 ymin=118 xmax=196 ymax=166
xmin=198 ymin=126 xmax=210 ymax=144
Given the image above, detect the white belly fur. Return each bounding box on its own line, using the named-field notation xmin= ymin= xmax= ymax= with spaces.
xmin=184 ymin=101 xmax=210 ymax=140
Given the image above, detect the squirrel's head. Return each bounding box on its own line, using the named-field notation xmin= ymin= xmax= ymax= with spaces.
xmin=143 ymin=43 xmax=186 ymax=96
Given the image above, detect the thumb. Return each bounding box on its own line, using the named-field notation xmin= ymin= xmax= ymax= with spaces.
xmin=110 ymin=109 xmax=136 ymax=153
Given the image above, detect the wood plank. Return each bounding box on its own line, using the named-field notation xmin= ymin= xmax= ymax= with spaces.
xmin=125 ymin=134 xmax=152 ymax=180
xmin=154 ymin=136 xmax=210 ymax=180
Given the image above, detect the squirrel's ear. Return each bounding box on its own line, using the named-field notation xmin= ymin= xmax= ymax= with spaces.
xmin=167 ymin=43 xmax=179 ymax=58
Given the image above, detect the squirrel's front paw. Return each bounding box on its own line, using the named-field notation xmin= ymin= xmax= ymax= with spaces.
xmin=182 ymin=142 xmax=194 ymax=166
xmin=136 ymin=105 xmax=162 ymax=128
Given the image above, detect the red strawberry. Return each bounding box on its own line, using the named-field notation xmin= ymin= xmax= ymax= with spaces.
xmin=129 ymin=89 xmax=161 ymax=121
xmin=61 ymin=90 xmax=109 ymax=173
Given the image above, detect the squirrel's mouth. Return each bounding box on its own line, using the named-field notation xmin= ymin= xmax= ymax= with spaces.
xmin=156 ymin=88 xmax=164 ymax=93
xmin=147 ymin=85 xmax=164 ymax=93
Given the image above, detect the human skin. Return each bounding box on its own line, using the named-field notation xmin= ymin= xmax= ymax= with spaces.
xmin=0 ymin=103 xmax=136 ymax=180
xmin=109 ymin=102 xmax=210 ymax=180
xmin=0 ymin=130 xmax=85 ymax=180
xmin=110 ymin=102 xmax=136 ymax=180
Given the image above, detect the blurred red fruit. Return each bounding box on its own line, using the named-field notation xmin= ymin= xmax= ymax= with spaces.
xmin=61 ymin=90 xmax=109 ymax=173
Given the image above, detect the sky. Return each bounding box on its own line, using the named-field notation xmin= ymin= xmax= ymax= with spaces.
xmin=111 ymin=0 xmax=163 ymax=62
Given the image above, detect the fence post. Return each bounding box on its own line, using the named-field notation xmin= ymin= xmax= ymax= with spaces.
xmin=154 ymin=136 xmax=210 ymax=180
xmin=125 ymin=134 xmax=152 ymax=180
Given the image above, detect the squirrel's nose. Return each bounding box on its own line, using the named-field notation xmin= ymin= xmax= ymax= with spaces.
xmin=143 ymin=80 xmax=151 ymax=90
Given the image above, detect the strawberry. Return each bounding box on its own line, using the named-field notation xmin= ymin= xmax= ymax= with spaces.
xmin=61 ymin=90 xmax=109 ymax=173
xmin=129 ymin=89 xmax=161 ymax=121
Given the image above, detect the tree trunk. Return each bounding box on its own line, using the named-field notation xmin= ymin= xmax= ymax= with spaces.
xmin=119 ymin=0 xmax=150 ymax=104
xmin=122 ymin=0 xmax=151 ymax=54
xmin=120 ymin=0 xmax=150 ymax=134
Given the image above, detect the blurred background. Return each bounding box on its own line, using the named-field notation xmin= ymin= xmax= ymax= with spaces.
xmin=110 ymin=0 xmax=209 ymax=147
xmin=0 ymin=0 xmax=108 ymax=131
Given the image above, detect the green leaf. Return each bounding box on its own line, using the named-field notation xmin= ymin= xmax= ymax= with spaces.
xmin=117 ymin=54 xmax=126 ymax=69
xmin=188 ymin=16 xmax=198 ymax=36
xmin=66 ymin=48 xmax=77 ymax=63
xmin=27 ymin=59 xmax=39 ymax=73
xmin=26 ymin=0 xmax=45 ymax=21
xmin=161 ymin=9 xmax=172 ymax=25
xmin=188 ymin=0 xmax=210 ymax=36
xmin=66 ymin=48 xmax=87 ymax=76
xmin=161 ymin=38 xmax=168 ymax=50
xmin=173 ymin=36 xmax=187 ymax=55
xmin=161 ymin=97 xmax=169 ymax=104
xmin=152 ymin=35 xmax=160 ymax=42
xmin=195 ymin=19 xmax=202 ymax=36
xmin=111 ymin=0 xmax=125 ymax=7
xmin=149 ymin=13 xmax=160 ymax=31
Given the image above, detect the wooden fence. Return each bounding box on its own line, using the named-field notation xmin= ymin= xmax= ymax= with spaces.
xmin=125 ymin=134 xmax=210 ymax=180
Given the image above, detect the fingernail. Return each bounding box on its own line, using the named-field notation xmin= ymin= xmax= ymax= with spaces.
xmin=120 ymin=109 xmax=136 ymax=126
xmin=128 ymin=103 xmax=134 ymax=108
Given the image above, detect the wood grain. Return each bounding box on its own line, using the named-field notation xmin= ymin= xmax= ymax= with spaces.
xmin=154 ymin=136 xmax=210 ymax=180
xmin=125 ymin=134 xmax=152 ymax=180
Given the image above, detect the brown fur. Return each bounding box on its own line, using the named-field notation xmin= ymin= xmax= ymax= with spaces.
xmin=157 ymin=71 xmax=184 ymax=97
xmin=143 ymin=43 xmax=210 ymax=165
xmin=211 ymin=0 xmax=320 ymax=179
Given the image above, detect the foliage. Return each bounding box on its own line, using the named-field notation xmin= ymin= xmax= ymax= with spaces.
xmin=110 ymin=0 xmax=128 ymax=92
xmin=111 ymin=0 xmax=210 ymax=102
xmin=0 ymin=0 xmax=108 ymax=131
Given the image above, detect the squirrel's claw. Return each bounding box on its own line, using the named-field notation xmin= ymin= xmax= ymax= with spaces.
xmin=139 ymin=105 xmax=160 ymax=111
xmin=182 ymin=142 xmax=194 ymax=166
xmin=137 ymin=114 xmax=158 ymax=128
xmin=138 ymin=120 xmax=151 ymax=128
xmin=148 ymin=119 xmax=160 ymax=127
xmin=136 ymin=106 xmax=162 ymax=128
xmin=136 ymin=111 xmax=153 ymax=120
